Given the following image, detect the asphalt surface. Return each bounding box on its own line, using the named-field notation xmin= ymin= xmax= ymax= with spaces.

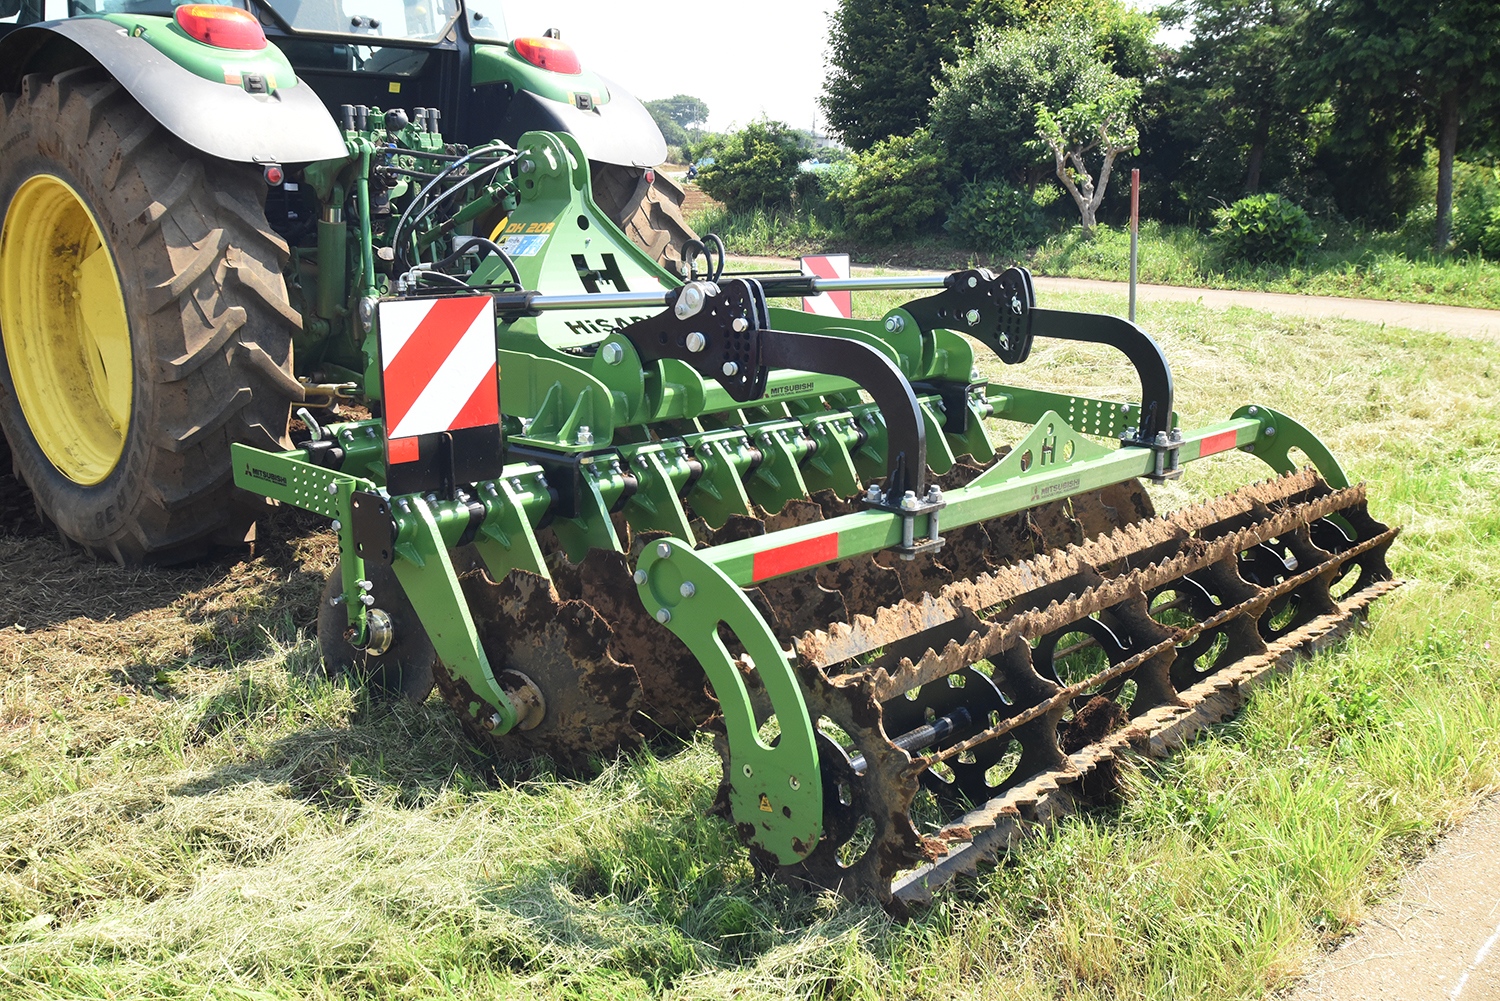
xmin=728 ymin=255 xmax=1500 ymax=342
xmin=1032 ymin=275 xmax=1500 ymax=342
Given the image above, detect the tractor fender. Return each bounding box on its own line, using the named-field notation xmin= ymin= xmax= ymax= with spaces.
xmin=0 ymin=19 xmax=346 ymax=164
xmin=495 ymin=77 xmax=666 ymax=169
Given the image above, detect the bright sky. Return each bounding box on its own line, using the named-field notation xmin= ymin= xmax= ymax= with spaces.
xmin=499 ymin=0 xmax=844 ymax=134
xmin=497 ymin=2 xmax=1185 ymax=136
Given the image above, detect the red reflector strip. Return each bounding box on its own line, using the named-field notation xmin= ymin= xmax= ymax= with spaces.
xmin=387 ymin=436 xmax=420 ymax=464
xmin=751 ymin=533 xmax=839 ymax=582
xmin=1200 ymin=429 xmax=1239 ymax=456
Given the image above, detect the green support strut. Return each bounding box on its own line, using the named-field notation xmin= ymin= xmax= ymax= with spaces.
xmin=391 ymin=498 xmax=519 ymax=733
xmin=634 ymin=539 xmax=823 ymax=863
xmin=1234 ymin=404 xmax=1350 ymax=489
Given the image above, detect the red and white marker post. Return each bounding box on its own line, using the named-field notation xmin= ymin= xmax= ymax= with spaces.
xmin=800 ymin=253 xmax=852 ymax=319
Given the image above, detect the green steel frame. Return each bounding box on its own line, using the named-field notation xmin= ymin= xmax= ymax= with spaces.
xmin=232 ymin=120 xmax=1352 ymax=867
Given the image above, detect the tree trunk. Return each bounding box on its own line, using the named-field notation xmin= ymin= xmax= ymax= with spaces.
xmin=1435 ymin=87 xmax=1460 ymax=252
xmin=1244 ymin=106 xmax=1271 ymax=194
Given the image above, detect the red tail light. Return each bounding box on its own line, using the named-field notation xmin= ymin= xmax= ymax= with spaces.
xmin=174 ymin=5 xmax=267 ymax=51
xmin=513 ymin=36 xmax=581 ymax=74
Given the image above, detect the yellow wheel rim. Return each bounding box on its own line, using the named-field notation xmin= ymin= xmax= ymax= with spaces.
xmin=0 ymin=174 xmax=133 ymax=485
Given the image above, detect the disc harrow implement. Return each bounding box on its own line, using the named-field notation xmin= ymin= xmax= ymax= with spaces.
xmin=216 ymin=123 xmax=1398 ymax=911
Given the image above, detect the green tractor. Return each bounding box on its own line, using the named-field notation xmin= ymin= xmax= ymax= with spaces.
xmin=0 ymin=0 xmax=691 ymax=562
xmin=0 ymin=1 xmax=1399 ymax=911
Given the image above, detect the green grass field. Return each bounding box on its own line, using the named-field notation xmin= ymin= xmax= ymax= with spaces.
xmin=2 ymin=290 xmax=1498 ymax=999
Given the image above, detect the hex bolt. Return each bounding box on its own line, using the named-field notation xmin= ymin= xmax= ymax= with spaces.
xmin=1155 ymin=431 xmax=1170 ymax=447
xmin=926 ymin=485 xmax=943 ymax=504
xmin=742 ymin=764 xmax=753 ymax=778
xmin=866 ymin=482 xmax=882 ymax=502
xmin=657 ymin=541 xmax=673 ymax=559
xmin=1247 ymin=406 xmax=1258 ymax=415
xmin=329 ymin=595 xmax=345 ymax=607
xmin=357 ymin=579 xmax=374 ymax=591
xmin=600 ymin=342 xmax=624 ymax=365
xmin=655 ymin=608 xmax=672 ymax=624
xmin=679 ymin=581 xmax=696 ymax=598
xmin=1170 ymin=428 xmax=1184 ymax=443
xmin=577 ymin=425 xmax=594 ymax=445
xmin=360 ymin=594 xmax=375 ymax=606
xmin=722 ymin=361 xmax=739 ymax=377
xmin=884 ymin=315 xmax=905 ymax=333
xmin=1011 ymin=295 xmax=1023 ymax=314
xmin=965 ymin=308 xmax=981 ymax=325
xmin=1264 ymin=426 xmax=1277 ymax=437
xmin=732 ymin=317 xmax=749 ymax=332
xmin=685 ymin=331 xmax=707 ymax=353
xmin=900 ymin=490 xmax=920 ymax=511
xmin=327 ymin=482 xmax=339 ymax=495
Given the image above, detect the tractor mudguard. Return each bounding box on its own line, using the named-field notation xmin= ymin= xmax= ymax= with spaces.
xmin=495 ymin=80 xmax=665 ymax=168
xmin=0 ymin=18 xmax=345 ymax=164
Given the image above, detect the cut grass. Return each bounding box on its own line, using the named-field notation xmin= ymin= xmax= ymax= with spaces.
xmin=1 ymin=290 xmax=1498 ymax=999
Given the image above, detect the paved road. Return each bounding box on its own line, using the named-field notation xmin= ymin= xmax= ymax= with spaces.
xmin=1033 ymin=276 xmax=1500 ymax=342
xmin=727 ymin=256 xmax=1500 ymax=342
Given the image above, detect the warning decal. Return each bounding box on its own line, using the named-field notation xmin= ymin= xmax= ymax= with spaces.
xmin=800 ymin=253 xmax=852 ymax=319
xmin=377 ymin=296 xmax=498 ymax=443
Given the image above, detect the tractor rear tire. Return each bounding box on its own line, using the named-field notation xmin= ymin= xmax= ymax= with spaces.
xmin=590 ymin=162 xmax=698 ymax=267
xmin=0 ymin=67 xmax=300 ymax=565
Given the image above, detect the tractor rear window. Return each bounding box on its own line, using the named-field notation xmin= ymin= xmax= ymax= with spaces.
xmin=258 ymin=0 xmax=458 ymax=42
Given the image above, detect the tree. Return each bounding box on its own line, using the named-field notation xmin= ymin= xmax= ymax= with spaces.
xmin=820 ymin=0 xmax=1155 ymax=150
xmin=820 ymin=0 xmax=975 ymax=149
xmin=930 ymin=27 xmax=1100 ymax=186
xmin=644 ymin=95 xmax=710 ymax=148
xmin=1035 ymin=62 xmax=1141 ymax=234
xmin=1161 ymin=0 xmax=1307 ymax=195
xmin=930 ymin=26 xmax=1141 ymax=232
xmin=1310 ymin=0 xmax=1500 ymax=249
xmin=833 ymin=130 xmax=955 ymax=240
xmin=694 ymin=120 xmax=809 ymax=213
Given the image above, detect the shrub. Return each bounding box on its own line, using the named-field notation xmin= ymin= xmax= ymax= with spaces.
xmin=1452 ymin=164 xmax=1500 ymax=257
xmin=1210 ymin=193 xmax=1319 ymax=265
xmin=694 ymin=120 xmax=808 ymax=214
xmin=945 ymin=180 xmax=1047 ymax=251
xmin=832 ymin=130 xmax=953 ymax=242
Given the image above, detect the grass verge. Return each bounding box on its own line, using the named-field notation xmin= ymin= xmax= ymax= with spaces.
xmin=1 ymin=292 xmax=1498 ymax=998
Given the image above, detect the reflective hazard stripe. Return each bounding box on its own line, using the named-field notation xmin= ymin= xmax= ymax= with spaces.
xmin=377 ymin=297 xmax=498 ymax=441
xmin=752 ymin=532 xmax=839 ymax=582
xmin=801 ymin=254 xmax=852 ymax=319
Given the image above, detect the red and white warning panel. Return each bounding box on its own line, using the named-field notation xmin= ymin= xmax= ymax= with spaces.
xmin=376 ymin=295 xmax=504 ymax=495
xmin=800 ymin=253 xmax=852 ymax=319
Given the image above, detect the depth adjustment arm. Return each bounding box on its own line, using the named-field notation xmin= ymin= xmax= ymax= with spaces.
xmin=900 ymin=266 xmax=1038 ymax=365
xmin=900 ymin=266 xmax=1180 ymax=477
xmin=615 ymin=277 xmax=932 ymax=507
